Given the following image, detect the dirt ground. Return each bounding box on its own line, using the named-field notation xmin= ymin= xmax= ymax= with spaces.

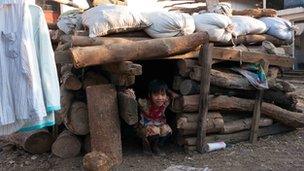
xmin=1 ymin=128 xmax=304 ymax=171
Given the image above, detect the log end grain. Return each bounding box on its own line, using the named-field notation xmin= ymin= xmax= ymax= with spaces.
xmin=51 ymin=131 xmax=81 ymax=158
xmin=83 ymin=151 xmax=113 ymax=171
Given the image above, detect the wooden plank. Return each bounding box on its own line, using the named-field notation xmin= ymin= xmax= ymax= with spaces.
xmin=196 ymin=43 xmax=213 ymax=153
xmin=86 ymin=84 xmax=122 ymax=166
xmin=250 ymin=90 xmax=263 ymax=144
xmin=213 ymin=47 xmax=294 ymax=68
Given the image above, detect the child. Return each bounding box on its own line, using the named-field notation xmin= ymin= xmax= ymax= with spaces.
xmin=137 ymin=79 xmax=175 ymax=156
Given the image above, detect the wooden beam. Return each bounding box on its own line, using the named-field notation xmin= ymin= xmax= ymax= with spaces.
xmin=213 ymin=47 xmax=294 ymax=68
xmin=250 ymin=90 xmax=263 ymax=143
xmin=196 ymin=43 xmax=213 ymax=153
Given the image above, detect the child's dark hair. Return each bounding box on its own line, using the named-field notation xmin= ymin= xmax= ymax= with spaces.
xmin=148 ymin=79 xmax=168 ymax=96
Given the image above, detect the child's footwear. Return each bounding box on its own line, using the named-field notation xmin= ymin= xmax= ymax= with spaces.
xmin=148 ymin=135 xmax=166 ymax=156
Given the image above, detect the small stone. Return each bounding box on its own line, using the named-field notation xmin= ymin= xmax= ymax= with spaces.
xmin=31 ymin=155 xmax=37 ymax=160
xmin=24 ymin=161 xmax=30 ymax=166
xmin=8 ymin=160 xmax=15 ymax=165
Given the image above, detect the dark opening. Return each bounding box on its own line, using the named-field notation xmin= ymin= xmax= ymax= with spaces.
xmin=121 ymin=60 xmax=180 ymax=154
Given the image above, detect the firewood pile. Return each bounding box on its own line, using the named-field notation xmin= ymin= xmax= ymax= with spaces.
xmin=2 ymin=3 xmax=304 ymax=171
xmin=171 ymin=58 xmax=304 ymax=151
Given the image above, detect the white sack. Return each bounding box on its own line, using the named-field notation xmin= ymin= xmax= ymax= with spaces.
xmin=259 ymin=17 xmax=294 ymax=41
xmin=194 ymin=13 xmax=234 ymax=43
xmin=231 ymin=16 xmax=267 ymax=37
xmin=82 ymin=4 xmax=150 ymax=37
xmin=57 ymin=10 xmax=83 ymax=34
xmin=143 ymin=11 xmax=195 ymax=38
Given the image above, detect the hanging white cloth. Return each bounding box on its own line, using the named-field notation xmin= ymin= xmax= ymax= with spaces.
xmin=0 ymin=0 xmax=47 ymax=135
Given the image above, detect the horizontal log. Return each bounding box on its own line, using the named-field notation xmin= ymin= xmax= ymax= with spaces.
xmin=110 ymin=74 xmax=135 ymax=87
xmin=61 ymin=35 xmax=149 ymax=46
xmin=55 ymin=50 xmax=72 ymax=64
xmin=232 ymin=8 xmax=277 ymax=18
xmin=6 ymin=130 xmax=54 ymax=154
xmin=51 ymin=130 xmax=81 ymax=158
xmin=172 ymin=75 xmax=185 ymax=91
xmin=222 ymin=117 xmax=273 ymax=134
xmin=70 ymin=32 xmax=208 ymax=68
xmin=182 ymin=123 xmax=293 ymax=146
xmin=61 ymin=64 xmax=82 ymax=90
xmin=177 ymin=112 xmax=224 ymax=135
xmin=83 ymin=71 xmax=109 ymax=90
xmin=215 ymin=34 xmax=292 ymax=46
xmin=172 ymin=95 xmax=304 ymax=128
xmin=55 ymin=86 xmax=74 ymax=125
xmin=177 ymin=59 xmax=198 ymax=77
xmin=101 ymin=61 xmax=142 ymax=75
xmin=118 ymin=89 xmax=138 ymax=125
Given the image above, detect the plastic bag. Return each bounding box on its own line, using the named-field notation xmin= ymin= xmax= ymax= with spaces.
xmin=194 ymin=13 xmax=234 ymax=43
xmin=232 ymin=63 xmax=268 ymax=89
xmin=259 ymin=17 xmax=294 ymax=41
xmin=231 ymin=16 xmax=267 ymax=37
xmin=82 ymin=4 xmax=150 ymax=37
xmin=143 ymin=11 xmax=195 ymax=38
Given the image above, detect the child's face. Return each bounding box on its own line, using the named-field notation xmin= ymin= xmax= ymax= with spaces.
xmin=150 ymin=91 xmax=167 ymax=107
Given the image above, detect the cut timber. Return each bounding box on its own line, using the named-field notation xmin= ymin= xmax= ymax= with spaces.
xmin=55 ymin=86 xmax=74 ymax=125
xmin=213 ymin=47 xmax=294 ymax=68
xmin=86 ymin=85 xmax=122 ymax=165
xmin=232 ymin=8 xmax=277 ymax=18
xmin=70 ymin=32 xmax=208 ymax=68
xmin=7 ymin=130 xmax=54 ymax=154
xmin=196 ymin=43 xmax=213 ymax=152
xmin=64 ymin=101 xmax=89 ymax=135
xmin=172 ymin=95 xmax=304 ymax=128
xmin=61 ymin=64 xmax=82 ymax=90
xmin=83 ymin=151 xmax=113 ymax=171
xmin=177 ymin=112 xmax=224 ymax=135
xmin=190 ymin=67 xmax=254 ymax=90
xmin=222 ymin=117 xmax=273 ymax=134
xmin=118 ymin=89 xmax=138 ymax=125
xmin=51 ymin=130 xmax=81 ymax=158
xmin=173 ymin=47 xmax=294 ymax=68
xmin=110 ymin=74 xmax=135 ymax=87
xmin=60 ymin=35 xmax=148 ymax=46
xmin=55 ymin=50 xmax=72 ymax=64
xmin=179 ymin=80 xmax=200 ymax=95
xmin=101 ymin=61 xmax=142 ymax=75
xmin=216 ymin=34 xmax=291 ymax=46
xmin=83 ymin=71 xmax=109 ymax=90
xmin=172 ymin=75 xmax=185 ymax=91
xmin=177 ymin=59 xmax=198 ymax=77
xmin=250 ymin=90 xmax=263 ymax=143
xmin=183 ymin=123 xmax=293 ymax=146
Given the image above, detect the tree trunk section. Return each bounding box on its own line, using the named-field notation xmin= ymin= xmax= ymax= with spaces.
xmin=70 ymin=32 xmax=208 ymax=68
xmin=86 ymin=84 xmax=122 ymax=166
xmin=101 ymin=61 xmax=142 ymax=76
xmin=177 ymin=59 xmax=198 ymax=77
xmin=177 ymin=112 xmax=224 ymax=135
xmin=83 ymin=151 xmax=113 ymax=171
xmin=64 ymin=101 xmax=90 ymax=135
xmin=222 ymin=117 xmax=273 ymax=134
xmin=172 ymin=75 xmax=185 ymax=91
xmin=172 ymin=95 xmax=304 ymax=128
xmin=118 ymin=89 xmax=138 ymax=125
xmin=61 ymin=64 xmax=82 ymax=90
xmin=179 ymin=79 xmax=200 ymax=95
xmin=83 ymin=71 xmax=109 ymax=90
xmin=182 ymin=123 xmax=293 ymax=146
xmin=55 ymin=86 xmax=74 ymax=125
xmin=51 ymin=130 xmax=81 ymax=158
xmin=7 ymin=129 xmax=54 ymax=154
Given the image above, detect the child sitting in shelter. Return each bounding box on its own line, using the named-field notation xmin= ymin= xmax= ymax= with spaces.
xmin=137 ymin=79 xmax=175 ymax=156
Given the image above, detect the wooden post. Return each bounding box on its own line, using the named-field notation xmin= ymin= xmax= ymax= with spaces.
xmin=250 ymin=89 xmax=264 ymax=143
xmin=196 ymin=42 xmax=213 ymax=153
xmin=86 ymin=84 xmax=122 ymax=166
